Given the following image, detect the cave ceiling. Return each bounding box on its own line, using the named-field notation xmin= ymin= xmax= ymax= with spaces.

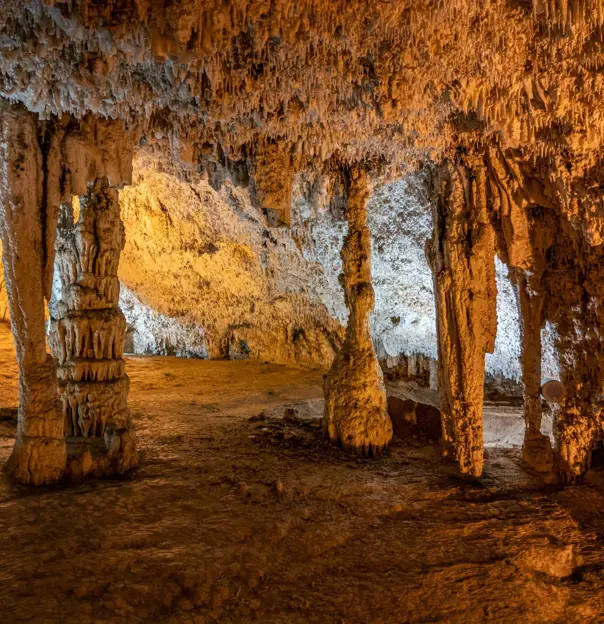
xmin=2 ymin=1 xmax=604 ymax=235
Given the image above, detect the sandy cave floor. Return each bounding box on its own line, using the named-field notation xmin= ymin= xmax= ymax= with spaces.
xmin=1 ymin=326 xmax=604 ymax=622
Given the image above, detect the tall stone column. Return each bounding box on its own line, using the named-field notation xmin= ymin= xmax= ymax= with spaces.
xmin=553 ymin=288 xmax=604 ymax=480
xmin=323 ymin=168 xmax=393 ymax=455
xmin=48 ymin=178 xmax=137 ymax=477
xmin=427 ymin=157 xmax=497 ymax=477
xmin=514 ymin=271 xmax=554 ymax=472
xmin=0 ymin=107 xmax=66 ymax=484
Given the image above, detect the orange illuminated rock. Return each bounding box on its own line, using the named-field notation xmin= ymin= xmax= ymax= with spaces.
xmin=323 ymin=169 xmax=393 ymax=456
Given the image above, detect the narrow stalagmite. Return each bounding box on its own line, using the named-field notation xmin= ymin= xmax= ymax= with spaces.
xmin=0 ymin=106 xmax=67 ymax=484
xmin=48 ymin=178 xmax=137 ymax=478
xmin=427 ymin=157 xmax=497 ymax=477
xmin=515 ymin=271 xmax=554 ymax=473
xmin=323 ymin=168 xmax=393 ymax=455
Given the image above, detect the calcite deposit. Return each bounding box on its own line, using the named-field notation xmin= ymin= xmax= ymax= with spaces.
xmin=48 ymin=179 xmax=137 ymax=478
xmin=323 ymin=169 xmax=392 ymax=455
xmin=0 ymin=0 xmax=603 ymax=484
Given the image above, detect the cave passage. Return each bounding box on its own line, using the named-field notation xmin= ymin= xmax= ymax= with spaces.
xmin=2 ymin=2 xmax=604 ymax=622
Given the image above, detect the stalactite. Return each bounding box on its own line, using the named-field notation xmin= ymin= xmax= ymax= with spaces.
xmin=426 ymin=153 xmax=497 ymax=478
xmin=323 ymin=168 xmax=393 ymax=456
xmin=251 ymin=139 xmax=294 ymax=226
xmin=0 ymin=104 xmax=66 ymax=485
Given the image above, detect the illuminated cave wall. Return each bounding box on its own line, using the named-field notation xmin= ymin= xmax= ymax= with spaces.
xmin=0 ymin=154 xmax=560 ymax=379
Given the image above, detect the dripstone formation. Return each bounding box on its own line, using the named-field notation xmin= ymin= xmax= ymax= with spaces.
xmin=1 ymin=1 xmax=604 ymax=484
xmin=0 ymin=106 xmax=66 ymax=485
xmin=427 ymin=153 xmax=498 ymax=478
xmin=323 ymin=169 xmax=393 ymax=455
xmin=48 ymin=179 xmax=136 ymax=478
xmin=0 ymin=104 xmax=137 ymax=484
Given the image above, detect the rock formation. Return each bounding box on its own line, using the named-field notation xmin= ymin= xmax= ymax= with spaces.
xmin=323 ymin=169 xmax=393 ymax=455
xmin=0 ymin=102 xmax=137 ymax=484
xmin=0 ymin=105 xmax=66 ymax=485
xmin=48 ymin=179 xmax=137 ymax=478
xmin=0 ymin=1 xmax=604 ymax=481
xmin=427 ymin=151 xmax=498 ymax=477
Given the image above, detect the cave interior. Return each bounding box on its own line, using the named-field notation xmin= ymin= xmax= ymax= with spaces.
xmin=1 ymin=1 xmax=604 ymax=622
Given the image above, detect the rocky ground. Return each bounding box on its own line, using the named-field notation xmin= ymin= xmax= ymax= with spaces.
xmin=1 ymin=324 xmax=604 ymax=623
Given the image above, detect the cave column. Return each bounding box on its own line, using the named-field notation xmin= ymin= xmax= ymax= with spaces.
xmin=515 ymin=271 xmax=554 ymax=472
xmin=555 ymin=315 xmax=603 ymax=479
xmin=48 ymin=178 xmax=137 ymax=477
xmin=0 ymin=107 xmax=66 ymax=484
xmin=427 ymin=157 xmax=497 ymax=477
xmin=323 ymin=168 xmax=393 ymax=455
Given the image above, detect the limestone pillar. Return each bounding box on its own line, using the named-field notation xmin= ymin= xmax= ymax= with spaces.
xmin=515 ymin=271 xmax=554 ymax=472
xmin=0 ymin=107 xmax=66 ymax=484
xmin=554 ymin=301 xmax=603 ymax=480
xmin=323 ymin=168 xmax=393 ymax=455
xmin=427 ymin=157 xmax=497 ymax=477
xmin=48 ymin=178 xmax=137 ymax=477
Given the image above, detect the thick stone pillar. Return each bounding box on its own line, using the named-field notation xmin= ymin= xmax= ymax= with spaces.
xmin=323 ymin=168 xmax=393 ymax=455
xmin=515 ymin=271 xmax=553 ymax=472
xmin=553 ymin=292 xmax=604 ymax=479
xmin=427 ymin=157 xmax=497 ymax=477
xmin=0 ymin=107 xmax=66 ymax=484
xmin=48 ymin=178 xmax=137 ymax=478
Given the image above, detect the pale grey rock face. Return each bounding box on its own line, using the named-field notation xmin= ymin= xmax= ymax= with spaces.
xmin=120 ymin=285 xmax=208 ymax=359
xmin=298 ymin=171 xmax=559 ymax=382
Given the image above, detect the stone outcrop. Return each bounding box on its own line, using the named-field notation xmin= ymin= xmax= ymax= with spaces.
xmin=323 ymin=169 xmax=393 ymax=455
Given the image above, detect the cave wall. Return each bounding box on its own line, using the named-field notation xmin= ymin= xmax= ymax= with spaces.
xmin=117 ymin=152 xmax=343 ymax=367
xmin=0 ymin=154 xmax=561 ymax=379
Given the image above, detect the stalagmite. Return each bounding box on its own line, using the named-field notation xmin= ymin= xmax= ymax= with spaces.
xmin=515 ymin=270 xmax=554 ymax=473
xmin=323 ymin=168 xmax=393 ymax=455
xmin=0 ymin=105 xmax=66 ymax=485
xmin=427 ymin=155 xmax=497 ymax=477
xmin=48 ymin=178 xmax=137 ymax=478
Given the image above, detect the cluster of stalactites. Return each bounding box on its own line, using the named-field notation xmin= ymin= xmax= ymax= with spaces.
xmin=429 ymin=140 xmax=604 ymax=480
xmin=6 ymin=1 xmax=604 ymax=181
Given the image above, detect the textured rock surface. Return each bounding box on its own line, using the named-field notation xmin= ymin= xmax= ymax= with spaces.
xmin=427 ymin=153 xmax=498 ymax=477
xmin=1 ymin=326 xmax=603 ymax=623
xmin=0 ymin=158 xmax=557 ymax=381
xmin=0 ymin=1 xmax=603 ymax=483
xmin=48 ymin=179 xmax=137 ymax=478
xmin=0 ymin=106 xmax=66 ymax=485
xmin=323 ymin=169 xmax=393 ymax=455
xmin=118 ymin=152 xmax=344 ymax=366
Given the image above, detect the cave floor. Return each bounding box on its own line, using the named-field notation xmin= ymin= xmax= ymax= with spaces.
xmin=1 ymin=327 xmax=604 ymax=622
